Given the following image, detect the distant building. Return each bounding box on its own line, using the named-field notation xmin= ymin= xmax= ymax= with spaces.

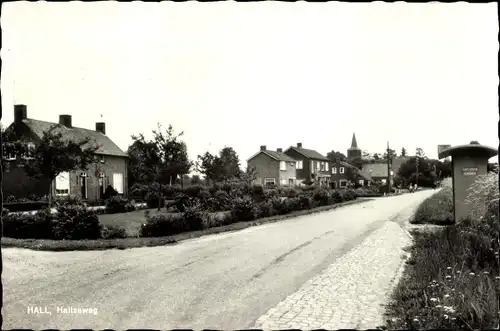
xmin=347 ymin=133 xmax=362 ymax=159
xmin=247 ymin=145 xmax=297 ymax=187
xmin=284 ymin=143 xmax=331 ymax=187
xmin=3 ymin=104 xmax=129 ymax=201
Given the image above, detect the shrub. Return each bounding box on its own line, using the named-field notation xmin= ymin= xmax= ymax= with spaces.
xmin=330 ymin=190 xmax=343 ymax=204
xmin=231 ymin=195 xmax=257 ymax=222
xmin=313 ymin=188 xmax=330 ymax=206
xmin=105 ymin=196 xmax=136 ymax=214
xmin=55 ymin=194 xmax=86 ymax=206
xmin=183 ymin=184 xmax=206 ymax=199
xmin=211 ymin=190 xmax=233 ymax=212
xmin=145 ymin=182 xmax=165 ymax=208
xmin=301 ymin=184 xmax=315 ymax=192
xmin=205 ymin=211 xmax=234 ymax=228
xmin=255 ymin=200 xmax=275 ymax=218
xmin=101 ymin=225 xmax=128 ymax=239
xmin=139 ymin=213 xmax=187 ymax=237
xmin=270 ymin=197 xmax=291 ymax=215
xmin=103 ymin=185 xmax=118 ymax=199
xmin=297 ymin=194 xmax=314 ymax=210
xmin=464 ymin=171 xmax=499 ymax=221
xmin=341 ymin=189 xmax=358 ymax=201
xmin=2 ymin=208 xmax=54 ymax=239
xmin=264 ymin=188 xmax=280 ymax=200
xmin=183 ymin=203 xmax=207 ymax=231
xmin=52 ymin=205 xmax=102 ymax=240
xmin=412 ymin=187 xmax=453 ymax=225
xmin=286 ymin=197 xmax=303 ymax=212
xmin=2 ymin=208 xmax=10 ymax=217
xmin=6 ymin=195 xmax=17 ymax=203
xmin=251 ymin=184 xmax=266 ymax=202
xmin=130 ymin=183 xmax=148 ymax=200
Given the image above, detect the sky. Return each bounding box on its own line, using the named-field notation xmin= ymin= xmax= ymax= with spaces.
xmin=2 ymin=1 xmax=499 ymax=170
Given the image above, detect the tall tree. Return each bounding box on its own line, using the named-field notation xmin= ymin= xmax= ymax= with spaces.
xmin=383 ymin=148 xmax=397 ymax=160
xmin=240 ymin=166 xmax=258 ymax=186
xmin=127 ymin=135 xmax=159 ymax=186
xmin=327 ymin=150 xmax=347 ymax=162
xmin=197 ymin=146 xmax=242 ymax=183
xmin=416 ymin=147 xmax=426 ymax=158
xmin=401 ymin=147 xmax=407 ymax=157
xmin=21 ymin=124 xmax=99 ymax=206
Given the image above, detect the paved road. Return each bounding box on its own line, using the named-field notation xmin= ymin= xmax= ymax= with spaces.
xmin=2 ymin=190 xmax=436 ymax=329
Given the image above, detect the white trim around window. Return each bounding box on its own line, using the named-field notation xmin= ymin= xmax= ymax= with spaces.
xmin=358 ymin=179 xmax=364 ymax=186
xmin=325 ymin=163 xmax=329 ymax=172
xmin=296 ymin=160 xmax=303 ymax=169
xmin=113 ymin=172 xmax=124 ymax=194
xmin=280 ymin=178 xmax=287 ymax=186
xmin=55 ymin=172 xmax=70 ymax=196
xmin=280 ymin=161 xmax=286 ymax=171
xmin=340 ymin=167 xmax=345 ymax=174
xmin=264 ymin=178 xmax=276 ymax=186
xmin=339 ymin=179 xmax=348 ymax=187
xmin=332 ymin=167 xmax=337 ymax=174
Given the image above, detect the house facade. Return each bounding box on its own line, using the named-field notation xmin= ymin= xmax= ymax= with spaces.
xmin=330 ymin=159 xmax=372 ymax=188
xmin=247 ymin=146 xmax=297 ymax=187
xmin=284 ymin=143 xmax=330 ymax=187
xmin=3 ymin=104 xmax=129 ymax=202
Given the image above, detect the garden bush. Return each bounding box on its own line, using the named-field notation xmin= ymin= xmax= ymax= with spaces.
xmin=330 ymin=190 xmax=343 ymax=204
xmin=103 ymin=185 xmax=119 ymax=200
xmin=183 ymin=184 xmax=207 ymax=199
xmin=341 ymin=189 xmax=357 ymax=201
xmin=130 ymin=183 xmax=148 ymax=200
xmin=205 ymin=211 xmax=234 ymax=228
xmin=211 ymin=190 xmax=233 ymax=212
xmin=231 ymin=195 xmax=257 ymax=222
xmin=101 ymin=224 xmax=128 ymax=239
xmin=264 ymin=188 xmax=280 ymax=200
xmin=52 ymin=205 xmax=102 ymax=240
xmin=139 ymin=212 xmax=187 ymax=237
xmin=2 ymin=208 xmax=54 ymax=239
xmin=105 ymin=196 xmax=136 ymax=214
xmin=313 ymin=188 xmax=330 ymax=206
xmin=270 ymin=197 xmax=291 ymax=215
xmin=183 ymin=203 xmax=208 ymax=231
xmin=251 ymin=184 xmax=266 ymax=202
xmin=297 ymin=194 xmax=314 ymax=210
xmin=255 ymin=200 xmax=275 ymax=218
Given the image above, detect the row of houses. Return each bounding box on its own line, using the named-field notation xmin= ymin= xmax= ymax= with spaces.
xmin=247 ymin=134 xmax=408 ymax=188
xmin=3 ymin=104 xmax=129 ymax=202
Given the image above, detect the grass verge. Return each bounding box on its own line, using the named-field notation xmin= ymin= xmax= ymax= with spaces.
xmin=411 ymin=186 xmax=453 ymax=225
xmin=2 ymin=198 xmax=372 ymax=251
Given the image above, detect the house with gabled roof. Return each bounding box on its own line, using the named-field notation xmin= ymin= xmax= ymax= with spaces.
xmin=2 ymin=104 xmax=128 ymax=202
xmin=247 ymin=145 xmax=297 ymax=187
xmin=284 ymin=142 xmax=331 ymax=187
xmin=330 ymin=160 xmax=372 ymax=188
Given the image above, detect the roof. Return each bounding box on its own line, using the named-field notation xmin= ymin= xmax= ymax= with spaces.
xmin=247 ymin=150 xmax=297 ymax=162
xmin=340 ymin=161 xmax=372 ymax=181
xmin=285 ymin=146 xmax=329 ymax=161
xmin=438 ymin=144 xmax=498 ymax=159
xmin=362 ymin=162 xmax=389 ymax=178
xmin=19 ymin=119 xmax=128 ymax=157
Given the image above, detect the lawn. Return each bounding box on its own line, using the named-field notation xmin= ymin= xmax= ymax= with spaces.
xmin=98 ymin=208 xmax=164 ymax=237
xmin=411 ymin=183 xmax=453 ymax=225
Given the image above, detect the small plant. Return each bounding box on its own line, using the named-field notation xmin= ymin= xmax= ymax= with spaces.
xmin=139 ymin=213 xmax=187 ymax=237
xmin=105 ymin=196 xmax=135 ymax=214
xmin=313 ymin=188 xmax=330 ymax=206
xmin=256 ymin=200 xmax=275 ymax=218
xmin=52 ymin=205 xmax=102 ymax=240
xmin=212 ymin=190 xmax=233 ymax=212
xmin=297 ymin=194 xmax=314 ymax=210
xmin=103 ymin=185 xmax=118 ymax=199
xmin=2 ymin=208 xmax=54 ymax=239
xmin=330 ymin=190 xmax=343 ymax=203
xmin=183 ymin=201 xmax=207 ymax=231
xmin=270 ymin=197 xmax=291 ymax=215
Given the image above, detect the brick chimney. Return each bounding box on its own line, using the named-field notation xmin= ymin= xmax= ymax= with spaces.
xmin=260 ymin=145 xmax=266 ymax=151
xmin=59 ymin=115 xmax=72 ymax=128
xmin=277 ymin=148 xmax=283 ymax=153
xmin=14 ymin=104 xmax=27 ymax=124
xmin=297 ymin=142 xmax=302 ymax=148
xmin=96 ymin=122 xmax=106 ymax=135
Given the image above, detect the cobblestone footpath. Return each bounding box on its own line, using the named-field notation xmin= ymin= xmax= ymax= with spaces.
xmin=253 ymin=220 xmax=413 ymax=330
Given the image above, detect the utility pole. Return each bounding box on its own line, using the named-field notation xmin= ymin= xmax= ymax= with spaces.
xmin=387 ymin=141 xmax=391 ymax=194
xmin=415 ymin=150 xmax=420 ymax=187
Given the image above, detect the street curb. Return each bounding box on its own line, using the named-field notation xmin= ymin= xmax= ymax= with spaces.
xmin=2 ymin=198 xmax=373 ymax=252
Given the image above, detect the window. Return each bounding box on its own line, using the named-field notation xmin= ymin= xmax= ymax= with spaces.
xmin=325 ymin=163 xmax=329 ymax=172
xmin=288 ymin=178 xmax=294 ymax=186
xmin=22 ymin=142 xmax=35 ymax=159
xmin=320 ymin=162 xmax=325 ymax=171
xmin=296 ymin=160 xmax=303 ymax=169
xmin=3 ymin=148 xmax=16 ymax=161
xmin=316 ymin=162 xmax=320 ymax=171
xmin=80 ymin=173 xmax=88 ymax=199
xmin=332 ymin=167 xmax=337 ymax=174
xmin=310 ymin=160 xmax=314 ymax=172
xmin=280 ymin=178 xmax=287 ymax=185
xmin=113 ymin=173 xmax=124 ymax=194
xmin=340 ymin=167 xmax=345 ymax=174
xmin=280 ymin=161 xmax=286 ymax=171
xmin=339 ymin=179 xmax=348 ymax=187
xmin=55 ymin=172 xmax=70 ymax=196
xmin=264 ymin=178 xmax=276 ymax=187
xmin=100 ymin=155 xmax=105 ymax=163
xmin=358 ymin=180 xmax=364 ymax=186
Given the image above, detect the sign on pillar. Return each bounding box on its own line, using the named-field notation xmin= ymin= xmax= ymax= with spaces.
xmin=438 ymin=143 xmax=497 ymax=223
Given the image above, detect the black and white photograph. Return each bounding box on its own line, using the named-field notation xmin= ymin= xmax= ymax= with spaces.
xmin=1 ymin=1 xmax=498 ymax=329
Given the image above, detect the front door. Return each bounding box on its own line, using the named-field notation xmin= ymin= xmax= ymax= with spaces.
xmin=289 ymin=178 xmax=294 ymax=186
xmin=80 ymin=174 xmax=87 ymax=199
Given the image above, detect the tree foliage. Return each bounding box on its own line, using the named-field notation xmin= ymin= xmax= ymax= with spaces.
xmin=396 ymin=156 xmax=452 ymax=187
xmin=197 ymin=146 xmax=242 ymax=183
xmin=20 ymin=124 xmax=99 ymax=205
xmin=401 ymin=147 xmax=407 ymax=157
xmin=327 ymin=150 xmax=347 ymax=162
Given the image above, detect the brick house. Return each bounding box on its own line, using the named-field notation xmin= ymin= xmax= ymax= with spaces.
xmin=247 ymin=145 xmax=297 ymax=186
xmin=2 ymin=104 xmax=129 ymax=202
xmin=330 ymin=159 xmax=372 ymax=189
xmin=284 ymin=143 xmax=330 ymax=187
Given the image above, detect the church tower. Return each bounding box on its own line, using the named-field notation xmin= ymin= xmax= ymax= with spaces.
xmin=347 ymin=132 xmax=362 ymax=159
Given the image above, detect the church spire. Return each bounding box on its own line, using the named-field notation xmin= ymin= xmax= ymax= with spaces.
xmin=350 ymin=132 xmax=359 ymax=149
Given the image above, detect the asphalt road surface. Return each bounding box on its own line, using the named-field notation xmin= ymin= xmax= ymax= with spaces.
xmin=2 ymin=190 xmax=435 ymax=329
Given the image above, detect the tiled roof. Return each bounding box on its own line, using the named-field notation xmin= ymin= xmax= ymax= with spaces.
xmin=263 ymin=150 xmax=297 ymax=162
xmin=21 ymin=119 xmax=128 ymax=157
xmin=286 ymin=147 xmax=329 ymax=161
xmin=340 ymin=161 xmax=372 ymax=181
xmin=362 ymin=162 xmax=388 ymax=178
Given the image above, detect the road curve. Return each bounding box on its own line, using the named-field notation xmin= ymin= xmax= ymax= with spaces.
xmin=2 ymin=190 xmax=435 ymax=329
